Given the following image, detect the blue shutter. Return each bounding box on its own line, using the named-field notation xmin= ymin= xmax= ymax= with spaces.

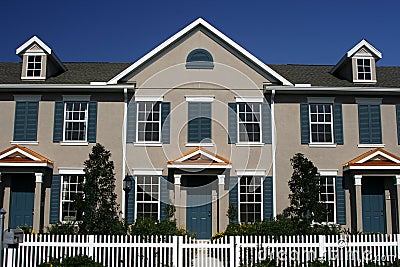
xmin=87 ymin=102 xmax=97 ymax=143
xmin=13 ymin=102 xmax=27 ymax=141
xmin=188 ymin=102 xmax=211 ymax=143
xmin=262 ymin=103 xmax=272 ymax=144
xmin=359 ymin=104 xmax=382 ymax=144
xmin=397 ymin=105 xmax=400 ymax=145
xmin=161 ymin=102 xmax=171 ymax=144
xmin=159 ymin=176 xmax=169 ymax=220
xmin=14 ymin=101 xmax=39 ymax=141
xmin=263 ymin=176 xmax=273 ymax=221
xmin=335 ymin=176 xmax=346 ymax=225
xmin=300 ymin=104 xmax=310 ymax=144
xmin=53 ymin=102 xmax=64 ymax=142
xmin=370 ymin=105 xmax=382 ymax=144
xmin=228 ymin=176 xmax=238 ymax=223
xmin=126 ymin=175 xmax=135 ymax=224
xmin=50 ymin=175 xmax=61 ymax=223
xmin=126 ymin=102 xmax=136 ymax=143
xmin=334 ymin=104 xmax=344 ymax=145
xmin=228 ymin=103 xmax=237 ymax=144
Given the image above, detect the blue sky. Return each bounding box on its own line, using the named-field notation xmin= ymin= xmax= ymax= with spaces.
xmin=1 ymin=0 xmax=399 ymax=66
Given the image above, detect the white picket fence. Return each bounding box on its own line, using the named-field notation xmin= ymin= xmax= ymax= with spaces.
xmin=2 ymin=234 xmax=400 ymax=267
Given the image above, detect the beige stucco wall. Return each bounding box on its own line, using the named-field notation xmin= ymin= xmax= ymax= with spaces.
xmin=274 ymin=94 xmax=400 ymax=230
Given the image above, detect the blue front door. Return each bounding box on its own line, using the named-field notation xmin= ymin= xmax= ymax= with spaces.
xmin=186 ymin=194 xmax=212 ymax=239
xmin=362 ymin=177 xmax=386 ymax=233
xmin=9 ymin=174 xmax=35 ymax=229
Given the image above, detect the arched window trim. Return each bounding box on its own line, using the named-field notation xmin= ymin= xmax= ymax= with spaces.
xmin=186 ymin=49 xmax=214 ymax=69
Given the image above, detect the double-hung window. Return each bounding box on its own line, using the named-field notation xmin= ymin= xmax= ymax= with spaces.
xmin=309 ymin=104 xmax=333 ymax=144
xmin=136 ymin=176 xmax=159 ymax=220
xmin=26 ymin=55 xmax=42 ymax=78
xmin=61 ymin=174 xmax=84 ymax=222
xmin=239 ymin=176 xmax=262 ymax=222
xmin=64 ymin=102 xmax=88 ymax=142
xmin=319 ymin=176 xmax=336 ymax=223
xmin=238 ymin=103 xmax=261 ymax=143
xmin=356 ymin=58 xmax=372 ymax=81
xmin=137 ymin=102 xmax=161 ymax=142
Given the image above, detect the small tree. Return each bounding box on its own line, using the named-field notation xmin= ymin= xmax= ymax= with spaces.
xmin=284 ymin=153 xmax=326 ymax=224
xmin=75 ymin=143 xmax=126 ymax=234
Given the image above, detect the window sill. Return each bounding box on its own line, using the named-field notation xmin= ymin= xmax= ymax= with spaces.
xmin=133 ymin=142 xmax=163 ymax=147
xmin=60 ymin=142 xmax=89 ymax=146
xmin=186 ymin=143 xmax=214 ymax=147
xmin=358 ymin=144 xmax=385 ymax=148
xmin=235 ymin=143 xmax=264 ymax=147
xmin=10 ymin=141 xmax=39 ymax=145
xmin=309 ymin=143 xmax=337 ymax=148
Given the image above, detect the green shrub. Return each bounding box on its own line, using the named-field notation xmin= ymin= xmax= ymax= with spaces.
xmin=129 ymin=217 xmax=192 ymax=236
xmin=308 ymin=260 xmax=331 ymax=267
xmin=38 ymin=255 xmax=105 ymax=267
xmin=46 ymin=222 xmax=77 ymax=235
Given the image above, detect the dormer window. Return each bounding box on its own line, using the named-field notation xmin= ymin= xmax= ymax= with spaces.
xmin=26 ymin=55 xmax=42 ymax=77
xmin=186 ymin=49 xmax=214 ymax=69
xmin=356 ymin=58 xmax=372 ymax=81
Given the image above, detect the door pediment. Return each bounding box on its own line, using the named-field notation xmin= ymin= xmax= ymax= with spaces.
xmin=0 ymin=145 xmax=53 ymax=168
xmin=343 ymin=148 xmax=400 ymax=170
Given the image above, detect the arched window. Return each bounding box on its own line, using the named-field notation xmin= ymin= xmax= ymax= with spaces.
xmin=186 ymin=49 xmax=214 ymax=69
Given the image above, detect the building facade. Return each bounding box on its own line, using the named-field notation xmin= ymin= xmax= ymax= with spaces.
xmin=1 ymin=18 xmax=400 ymax=238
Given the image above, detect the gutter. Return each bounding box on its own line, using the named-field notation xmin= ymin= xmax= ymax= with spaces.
xmin=0 ymin=84 xmax=136 ymax=91
xmin=121 ymin=88 xmax=129 ymax=219
xmin=265 ymin=86 xmax=400 ymax=93
xmin=271 ymin=89 xmax=277 ymax=218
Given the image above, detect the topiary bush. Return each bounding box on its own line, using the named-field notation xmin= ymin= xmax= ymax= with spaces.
xmin=38 ymin=255 xmax=105 ymax=267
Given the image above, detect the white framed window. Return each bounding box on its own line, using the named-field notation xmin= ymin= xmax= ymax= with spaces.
xmin=356 ymin=58 xmax=372 ymax=81
xmin=26 ymin=55 xmax=42 ymax=77
xmin=63 ymin=102 xmax=88 ymax=142
xmin=137 ymin=102 xmax=161 ymax=143
xmin=319 ymin=176 xmax=336 ymax=223
xmin=61 ymin=174 xmax=85 ymax=222
xmin=135 ymin=176 xmax=160 ymax=220
xmin=237 ymin=103 xmax=261 ymax=143
xmin=239 ymin=176 xmax=263 ymax=222
xmin=309 ymin=104 xmax=333 ymax=144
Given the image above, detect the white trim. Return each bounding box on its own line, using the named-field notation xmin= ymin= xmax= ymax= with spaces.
xmin=235 ymin=96 xmax=264 ymax=103
xmin=0 ymin=147 xmax=40 ymax=161
xmin=167 ymin=164 xmax=231 ymax=169
xmin=357 ymin=144 xmax=385 ymax=148
xmin=133 ymin=142 xmax=163 ymax=147
xmin=62 ymin=101 xmax=89 ymax=143
xmin=59 ymin=142 xmax=89 ymax=146
xmin=0 ymin=84 xmax=136 ymax=90
xmin=295 ymin=84 xmax=312 ymax=87
xmin=353 ymin=79 xmax=377 ymax=84
xmin=122 ymin=88 xmax=128 ymax=218
xmin=237 ymin=176 xmax=264 ymax=222
xmin=236 ymin=169 xmax=267 ymax=176
xmin=185 ymin=143 xmax=214 ymax=147
xmin=356 ymin=150 xmax=400 ymax=164
xmin=10 ymin=141 xmax=39 ymax=145
xmin=20 ymin=76 xmax=46 ymax=80
xmin=345 ymin=166 xmax=400 ymax=171
xmin=24 ymin=51 xmax=46 ymax=56
xmin=175 ymin=149 xmax=224 ymax=163
xmin=271 ymin=89 xmax=276 ymax=218
xmin=62 ymin=95 xmax=91 ymax=102
xmin=134 ymin=96 xmax=164 ymax=102
xmin=107 ymin=18 xmax=292 ymax=86
xmin=13 ymin=95 xmax=42 ymax=102
xmin=347 ymin=39 xmax=382 ymax=59
xmin=318 ymin=169 xmax=338 ymax=176
xmin=218 ymin=175 xmax=225 ymax=185
xmin=132 ymin=169 xmax=163 ymax=176
xmin=185 ymin=96 xmax=215 ymax=102
xmin=16 ymin=36 xmax=52 ymax=55
xmin=355 ymin=98 xmax=382 ymax=105
xmin=35 ymin=172 xmax=43 ymax=183
xmin=174 ymin=175 xmax=181 ymax=185
xmin=395 ymin=175 xmax=400 ymax=186
xmin=0 ymin=162 xmax=53 ymax=168
xmin=307 ymin=97 xmax=335 ymax=104
xmin=266 ymin=86 xmax=400 ymax=92
xmin=58 ymin=168 xmax=85 ymax=175
xmin=354 ymin=175 xmax=363 ymax=186
xmin=309 ymin=143 xmax=337 ymax=148
xmin=235 ymin=143 xmax=264 ymax=147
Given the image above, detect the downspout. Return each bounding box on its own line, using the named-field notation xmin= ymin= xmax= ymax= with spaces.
xmin=271 ymin=89 xmax=277 ymax=218
xmin=121 ymin=88 xmax=128 ymax=219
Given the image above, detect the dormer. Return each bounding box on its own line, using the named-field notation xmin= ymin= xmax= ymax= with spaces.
xmin=16 ymin=36 xmax=66 ymax=80
xmin=331 ymin=39 xmax=382 ymax=84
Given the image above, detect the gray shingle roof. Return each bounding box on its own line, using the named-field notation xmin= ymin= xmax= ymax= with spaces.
xmin=0 ymin=62 xmax=131 ymax=84
xmin=269 ymin=64 xmax=400 ymax=88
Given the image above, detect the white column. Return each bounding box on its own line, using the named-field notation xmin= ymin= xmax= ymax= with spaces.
xmin=217 ymin=175 xmax=226 ymax=231
xmin=354 ymin=174 xmax=363 ymax=231
xmin=174 ymin=175 xmax=182 ymax=224
xmin=33 ymin=173 xmax=43 ymax=232
xmin=395 ymin=175 xmax=400 ymax=233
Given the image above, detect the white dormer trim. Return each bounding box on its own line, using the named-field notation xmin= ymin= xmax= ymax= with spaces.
xmin=347 ymin=39 xmax=382 ymax=59
xmin=107 ymin=18 xmax=292 ymax=86
xmin=16 ymin=36 xmax=52 ymax=55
